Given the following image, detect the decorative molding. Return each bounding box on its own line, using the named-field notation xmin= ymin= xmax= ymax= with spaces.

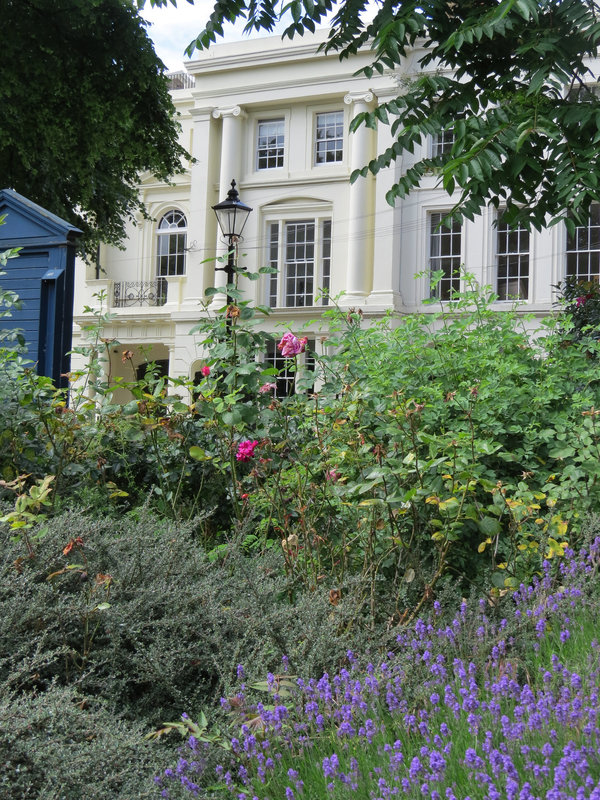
xmin=344 ymin=91 xmax=375 ymax=106
xmin=212 ymin=105 xmax=246 ymax=120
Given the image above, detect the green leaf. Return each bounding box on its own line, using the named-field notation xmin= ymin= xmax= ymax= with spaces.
xmin=548 ymin=445 xmax=575 ymax=460
xmin=491 ymin=571 xmax=507 ymax=588
xmin=189 ymin=446 xmax=212 ymax=461
xmin=478 ymin=517 xmax=501 ymax=537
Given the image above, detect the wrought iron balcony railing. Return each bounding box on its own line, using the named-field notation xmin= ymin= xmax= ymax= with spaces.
xmin=113 ymin=279 xmax=167 ymax=308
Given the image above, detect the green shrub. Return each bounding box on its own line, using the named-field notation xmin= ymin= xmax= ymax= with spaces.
xmin=554 ymin=275 xmax=600 ymax=339
xmin=4 ymin=277 xmax=600 ymax=627
xmin=228 ymin=285 xmax=600 ymax=624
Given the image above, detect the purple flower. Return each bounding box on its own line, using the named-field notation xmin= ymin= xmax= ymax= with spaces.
xmin=322 ymin=753 xmax=339 ymax=778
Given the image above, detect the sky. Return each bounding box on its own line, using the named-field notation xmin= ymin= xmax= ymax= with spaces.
xmin=139 ymin=0 xmax=283 ymax=73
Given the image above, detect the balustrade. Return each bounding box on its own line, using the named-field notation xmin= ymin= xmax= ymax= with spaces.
xmin=113 ymin=279 xmax=167 ymax=308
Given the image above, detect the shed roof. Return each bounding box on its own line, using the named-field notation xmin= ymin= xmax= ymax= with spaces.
xmin=0 ymin=189 xmax=82 ymax=249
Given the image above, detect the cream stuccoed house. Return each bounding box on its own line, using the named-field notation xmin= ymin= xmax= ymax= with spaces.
xmin=71 ymin=29 xmax=599 ymax=401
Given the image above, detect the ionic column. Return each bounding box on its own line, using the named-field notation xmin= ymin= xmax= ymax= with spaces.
xmin=342 ymin=91 xmax=376 ymax=305
xmin=211 ymin=106 xmax=246 ymax=298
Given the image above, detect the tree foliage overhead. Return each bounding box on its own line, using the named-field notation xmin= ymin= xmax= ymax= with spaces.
xmin=1 ymin=0 xmax=188 ymax=256
xmin=147 ymin=0 xmax=600 ymax=232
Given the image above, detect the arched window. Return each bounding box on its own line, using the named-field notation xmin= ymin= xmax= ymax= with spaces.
xmin=157 ymin=210 xmax=187 ymax=276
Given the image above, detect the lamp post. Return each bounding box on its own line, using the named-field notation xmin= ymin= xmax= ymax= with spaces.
xmin=212 ymin=180 xmax=253 ymax=311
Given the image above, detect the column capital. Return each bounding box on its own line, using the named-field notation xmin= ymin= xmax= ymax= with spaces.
xmin=212 ymin=105 xmax=246 ymax=120
xmin=344 ymin=91 xmax=375 ymax=107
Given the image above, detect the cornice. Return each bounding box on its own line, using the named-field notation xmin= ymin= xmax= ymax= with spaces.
xmin=193 ymin=73 xmax=395 ymax=106
xmin=186 ymin=31 xmax=335 ymax=75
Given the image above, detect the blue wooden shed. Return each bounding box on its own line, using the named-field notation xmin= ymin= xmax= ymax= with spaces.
xmin=0 ymin=189 xmax=81 ymax=388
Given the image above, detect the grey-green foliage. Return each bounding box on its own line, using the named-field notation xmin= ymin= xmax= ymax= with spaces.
xmin=148 ymin=0 xmax=600 ymax=232
xmin=0 ymin=686 xmax=164 ymax=800
xmin=0 ymin=509 xmax=393 ymax=725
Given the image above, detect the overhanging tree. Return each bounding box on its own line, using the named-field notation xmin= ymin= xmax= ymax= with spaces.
xmin=1 ymin=0 xmax=188 ymax=257
xmin=147 ymin=0 xmax=600 ymax=233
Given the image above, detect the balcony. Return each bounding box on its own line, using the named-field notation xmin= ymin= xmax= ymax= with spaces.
xmin=166 ymin=71 xmax=194 ymax=91
xmin=113 ymin=279 xmax=167 ymax=308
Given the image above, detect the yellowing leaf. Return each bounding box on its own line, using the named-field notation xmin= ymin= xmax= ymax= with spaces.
xmin=554 ymin=518 xmax=568 ymax=537
xmin=439 ymin=497 xmax=459 ymax=512
xmin=546 ymin=537 xmax=568 ymax=558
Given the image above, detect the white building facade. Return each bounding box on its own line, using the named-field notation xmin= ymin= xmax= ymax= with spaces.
xmin=72 ymin=30 xmax=594 ymax=397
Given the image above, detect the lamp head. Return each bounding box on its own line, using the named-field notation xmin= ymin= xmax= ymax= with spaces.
xmin=212 ymin=180 xmax=253 ymax=241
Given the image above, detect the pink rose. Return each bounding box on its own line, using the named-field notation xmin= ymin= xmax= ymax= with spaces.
xmin=236 ymin=439 xmax=258 ymax=462
xmin=259 ymin=382 xmax=276 ymax=394
xmin=201 ymin=365 xmax=211 ymax=377
xmin=277 ymin=332 xmax=307 ymax=357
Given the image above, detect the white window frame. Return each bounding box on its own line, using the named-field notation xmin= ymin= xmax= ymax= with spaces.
xmin=264 ymin=202 xmax=332 ymax=308
xmin=256 ymin=118 xmax=285 ymax=171
xmin=431 ymin=128 xmax=455 ymax=158
xmin=495 ymin=212 xmax=530 ymax=300
xmin=314 ymin=110 xmax=344 ymax=166
xmin=156 ymin=209 xmax=187 ymax=277
xmin=566 ymin=204 xmax=600 ymax=283
xmin=428 ymin=212 xmax=462 ymax=300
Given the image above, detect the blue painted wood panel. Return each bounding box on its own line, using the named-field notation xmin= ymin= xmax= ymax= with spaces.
xmin=0 ymin=190 xmax=81 ymax=388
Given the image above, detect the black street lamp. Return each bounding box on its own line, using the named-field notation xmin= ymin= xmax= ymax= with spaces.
xmin=212 ymin=180 xmax=253 ymax=308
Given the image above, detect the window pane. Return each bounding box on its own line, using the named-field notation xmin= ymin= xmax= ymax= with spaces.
xmin=321 ymin=219 xmax=331 ymax=305
xmin=265 ymin=338 xmax=316 ymax=398
xmin=566 ymin=204 xmax=600 ymax=282
xmin=431 ymin=128 xmax=455 ymax=158
xmin=496 ymin=212 xmax=529 ymax=300
xmin=257 ymin=119 xmax=285 ymax=170
xmin=315 ymin=111 xmax=344 ymax=165
xmin=429 ymin=213 xmax=461 ymax=300
xmin=268 ymin=223 xmax=279 ymax=308
xmin=267 ymin=217 xmax=331 ymax=307
xmin=284 ymin=221 xmax=315 ymax=307
xmin=157 ymin=211 xmax=187 ymax=276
